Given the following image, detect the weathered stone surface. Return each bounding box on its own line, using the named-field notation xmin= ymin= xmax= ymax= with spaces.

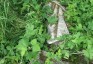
xmin=47 ymin=1 xmax=69 ymax=44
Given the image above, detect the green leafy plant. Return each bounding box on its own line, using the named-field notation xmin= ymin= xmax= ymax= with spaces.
xmin=0 ymin=0 xmax=93 ymax=64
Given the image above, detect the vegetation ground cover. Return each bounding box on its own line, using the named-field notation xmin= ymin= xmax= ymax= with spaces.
xmin=0 ymin=0 xmax=93 ymax=64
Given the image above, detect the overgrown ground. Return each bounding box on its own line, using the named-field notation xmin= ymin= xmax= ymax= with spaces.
xmin=0 ymin=0 xmax=93 ymax=64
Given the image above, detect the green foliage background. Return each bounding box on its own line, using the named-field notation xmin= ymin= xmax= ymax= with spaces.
xmin=0 ymin=0 xmax=93 ymax=64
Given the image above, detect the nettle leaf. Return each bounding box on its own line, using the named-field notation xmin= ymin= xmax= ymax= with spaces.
xmin=46 ymin=52 xmax=54 ymax=59
xmin=90 ymin=0 xmax=93 ymax=5
xmin=16 ymin=38 xmax=28 ymax=56
xmin=88 ymin=21 xmax=93 ymax=30
xmin=31 ymin=39 xmax=40 ymax=52
xmin=24 ymin=24 xmax=36 ymax=38
xmin=76 ymin=23 xmax=83 ymax=30
xmin=60 ymin=44 xmax=65 ymax=49
xmin=86 ymin=40 xmax=93 ymax=49
xmin=55 ymin=49 xmax=62 ymax=60
xmin=43 ymin=5 xmax=53 ymax=14
xmin=45 ymin=58 xmax=53 ymax=64
xmin=63 ymin=50 xmax=69 ymax=59
xmin=0 ymin=59 xmax=5 ymax=64
xmin=26 ymin=52 xmax=39 ymax=60
xmin=39 ymin=25 xmax=43 ymax=35
xmin=83 ymin=49 xmax=93 ymax=59
xmin=6 ymin=46 xmax=12 ymax=51
xmin=23 ymin=0 xmax=29 ymax=3
xmin=35 ymin=4 xmax=40 ymax=10
xmin=67 ymin=42 xmax=75 ymax=49
xmin=47 ymin=16 xmax=58 ymax=24
xmin=71 ymin=32 xmax=82 ymax=44
xmin=32 ymin=0 xmax=37 ymax=4
xmin=12 ymin=0 xmax=17 ymax=4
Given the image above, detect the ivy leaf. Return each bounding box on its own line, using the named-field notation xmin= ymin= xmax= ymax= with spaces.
xmin=24 ymin=24 xmax=36 ymax=38
xmin=32 ymin=45 xmax=40 ymax=52
xmin=16 ymin=38 xmax=28 ymax=56
xmin=31 ymin=39 xmax=40 ymax=52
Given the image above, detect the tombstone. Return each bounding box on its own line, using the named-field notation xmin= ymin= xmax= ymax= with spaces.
xmin=47 ymin=0 xmax=69 ymax=44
